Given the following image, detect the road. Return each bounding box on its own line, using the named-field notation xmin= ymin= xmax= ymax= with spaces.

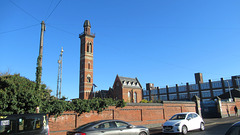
xmin=150 ymin=116 xmax=240 ymax=135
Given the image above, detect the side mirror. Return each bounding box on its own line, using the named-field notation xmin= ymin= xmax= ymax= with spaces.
xmin=187 ymin=117 xmax=192 ymax=121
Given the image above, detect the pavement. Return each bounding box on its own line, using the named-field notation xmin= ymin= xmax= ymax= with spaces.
xmin=149 ymin=116 xmax=240 ymax=133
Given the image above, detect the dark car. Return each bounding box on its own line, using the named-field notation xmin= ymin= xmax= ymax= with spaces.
xmin=66 ymin=120 xmax=149 ymax=135
xmin=0 ymin=113 xmax=49 ymax=135
xmin=225 ymin=121 xmax=240 ymax=135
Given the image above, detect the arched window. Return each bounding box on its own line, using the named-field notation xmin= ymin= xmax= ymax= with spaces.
xmin=88 ymin=62 xmax=91 ymax=69
xmin=87 ymin=42 xmax=92 ymax=53
xmin=128 ymin=91 xmax=131 ymax=102
xmin=134 ymin=92 xmax=137 ymax=103
xmin=87 ymin=74 xmax=91 ymax=83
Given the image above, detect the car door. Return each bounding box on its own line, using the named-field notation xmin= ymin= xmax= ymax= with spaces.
xmin=115 ymin=121 xmax=136 ymax=135
xmin=185 ymin=113 xmax=195 ymax=131
xmin=193 ymin=113 xmax=203 ymax=129
xmin=187 ymin=113 xmax=200 ymax=130
xmin=93 ymin=122 xmax=120 ymax=135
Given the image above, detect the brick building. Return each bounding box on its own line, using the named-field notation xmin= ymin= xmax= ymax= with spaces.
xmin=78 ymin=21 xmax=143 ymax=102
xmin=79 ymin=20 xmax=95 ymax=99
xmin=111 ymin=75 xmax=143 ymax=103
xmin=143 ymin=73 xmax=240 ymax=101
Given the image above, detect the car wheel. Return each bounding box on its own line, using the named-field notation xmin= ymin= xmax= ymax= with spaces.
xmin=139 ymin=131 xmax=147 ymax=135
xmin=200 ymin=122 xmax=205 ymax=131
xmin=182 ymin=125 xmax=188 ymax=135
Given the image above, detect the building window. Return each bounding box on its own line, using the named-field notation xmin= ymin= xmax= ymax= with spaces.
xmin=134 ymin=92 xmax=137 ymax=103
xmin=200 ymin=83 xmax=210 ymax=90
xmin=169 ymin=94 xmax=177 ymax=100
xmin=213 ymin=89 xmax=223 ymax=97
xmin=159 ymin=88 xmax=167 ymax=94
xmin=87 ymin=42 xmax=92 ymax=53
xmin=87 ymin=74 xmax=91 ymax=83
xmin=189 ymin=84 xmax=199 ymax=91
xmin=190 ymin=92 xmax=199 ymax=98
xmin=160 ymin=95 xmax=167 ymax=101
xmin=168 ymin=87 xmax=176 ymax=93
xmin=178 ymin=86 xmax=187 ymax=92
xmin=179 ymin=93 xmax=188 ymax=99
xmin=212 ymin=81 xmax=222 ymax=88
xmin=88 ymin=63 xmax=91 ymax=69
xmin=143 ymin=90 xmax=149 ymax=96
xmin=128 ymin=91 xmax=131 ymax=102
xmin=151 ymin=95 xmax=158 ymax=101
xmin=201 ymin=90 xmax=211 ymax=98
xmin=151 ymin=89 xmax=158 ymax=95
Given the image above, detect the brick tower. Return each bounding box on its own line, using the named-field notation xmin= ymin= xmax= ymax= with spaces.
xmin=79 ymin=20 xmax=95 ymax=99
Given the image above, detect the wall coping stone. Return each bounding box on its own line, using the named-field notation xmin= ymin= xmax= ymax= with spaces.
xmin=127 ymin=103 xmax=163 ymax=106
xmin=163 ymin=101 xmax=195 ymax=104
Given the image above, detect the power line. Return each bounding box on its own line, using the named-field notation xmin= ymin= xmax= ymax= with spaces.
xmin=46 ymin=24 xmax=76 ymax=36
xmin=0 ymin=24 xmax=39 ymax=35
xmin=45 ymin=0 xmax=63 ymax=22
xmin=44 ymin=0 xmax=54 ymax=20
xmin=9 ymin=0 xmax=40 ymax=22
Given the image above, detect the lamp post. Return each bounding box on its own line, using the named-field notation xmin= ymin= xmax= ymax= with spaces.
xmin=226 ymin=80 xmax=233 ymax=102
xmin=93 ymin=84 xmax=97 ymax=98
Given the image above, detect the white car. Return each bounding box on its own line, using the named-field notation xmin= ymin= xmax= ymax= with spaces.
xmin=162 ymin=112 xmax=204 ymax=134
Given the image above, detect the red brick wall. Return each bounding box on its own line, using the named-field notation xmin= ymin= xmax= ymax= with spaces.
xmin=122 ymin=88 xmax=142 ymax=103
xmin=220 ymin=98 xmax=240 ymax=117
xmin=48 ymin=101 xmax=196 ymax=135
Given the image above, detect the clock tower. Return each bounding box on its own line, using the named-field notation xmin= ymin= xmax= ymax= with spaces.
xmin=79 ymin=20 xmax=95 ymax=99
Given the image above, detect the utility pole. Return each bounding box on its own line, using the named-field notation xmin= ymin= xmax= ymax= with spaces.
xmin=57 ymin=47 xmax=63 ymax=99
xmin=35 ymin=21 xmax=46 ymax=92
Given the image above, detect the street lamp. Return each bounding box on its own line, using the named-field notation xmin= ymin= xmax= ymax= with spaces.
xmin=226 ymin=80 xmax=233 ymax=102
xmin=93 ymin=84 xmax=97 ymax=98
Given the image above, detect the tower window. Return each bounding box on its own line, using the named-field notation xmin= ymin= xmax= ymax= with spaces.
xmin=87 ymin=77 xmax=91 ymax=83
xmin=88 ymin=63 xmax=91 ymax=69
xmin=87 ymin=42 xmax=92 ymax=53
xmin=87 ymin=74 xmax=91 ymax=83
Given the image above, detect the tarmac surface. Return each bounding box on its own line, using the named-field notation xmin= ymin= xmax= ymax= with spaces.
xmin=149 ymin=116 xmax=240 ymax=134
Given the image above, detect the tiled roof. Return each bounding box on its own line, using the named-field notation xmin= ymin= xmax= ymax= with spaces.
xmin=118 ymin=76 xmax=142 ymax=89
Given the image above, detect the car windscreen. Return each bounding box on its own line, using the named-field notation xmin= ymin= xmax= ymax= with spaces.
xmin=169 ymin=114 xmax=186 ymax=120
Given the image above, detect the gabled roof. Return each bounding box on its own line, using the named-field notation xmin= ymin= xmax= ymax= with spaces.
xmin=117 ymin=75 xmax=142 ymax=89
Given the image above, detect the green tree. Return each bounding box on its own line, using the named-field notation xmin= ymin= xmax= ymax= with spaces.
xmin=0 ymin=74 xmax=51 ymax=115
xmin=0 ymin=74 xmax=126 ymax=116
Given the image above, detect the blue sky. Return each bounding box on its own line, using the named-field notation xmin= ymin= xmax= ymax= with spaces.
xmin=1 ymin=0 xmax=240 ymax=100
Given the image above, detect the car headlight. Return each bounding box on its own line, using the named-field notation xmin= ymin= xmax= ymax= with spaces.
xmin=175 ymin=123 xmax=180 ymax=126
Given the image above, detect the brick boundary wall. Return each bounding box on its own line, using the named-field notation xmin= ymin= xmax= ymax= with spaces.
xmin=220 ymin=98 xmax=240 ymax=118
xmin=48 ymin=101 xmax=196 ymax=135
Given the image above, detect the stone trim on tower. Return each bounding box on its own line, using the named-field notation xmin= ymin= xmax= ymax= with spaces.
xmin=79 ymin=20 xmax=95 ymax=99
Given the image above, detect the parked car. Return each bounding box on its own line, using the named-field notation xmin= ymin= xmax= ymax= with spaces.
xmin=162 ymin=112 xmax=204 ymax=134
xmin=66 ymin=119 xmax=149 ymax=135
xmin=225 ymin=121 xmax=240 ymax=135
xmin=0 ymin=113 xmax=49 ymax=135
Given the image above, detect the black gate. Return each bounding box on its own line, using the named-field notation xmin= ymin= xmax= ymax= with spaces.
xmin=200 ymin=100 xmax=220 ymax=118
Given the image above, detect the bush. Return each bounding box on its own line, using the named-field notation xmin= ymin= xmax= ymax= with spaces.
xmin=0 ymin=74 xmax=126 ymax=117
